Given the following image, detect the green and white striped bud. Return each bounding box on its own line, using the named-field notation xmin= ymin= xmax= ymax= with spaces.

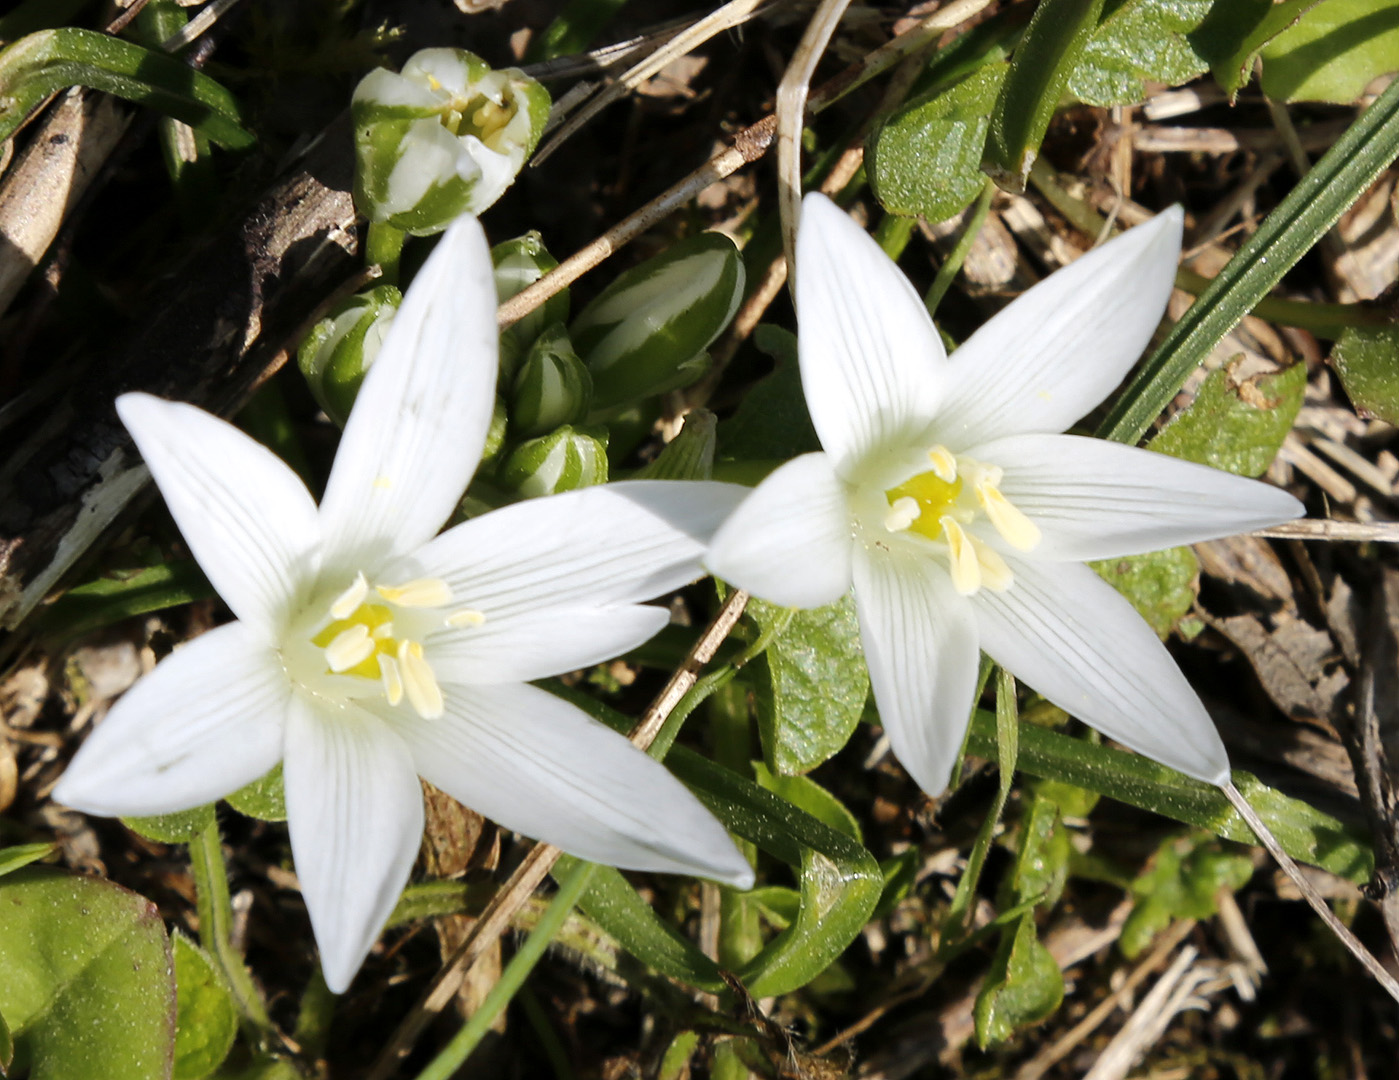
xmin=493 ymin=231 xmax=568 ymax=379
xmin=499 ymin=425 xmax=608 ymax=497
xmin=571 ymin=231 xmax=745 ymax=411
xmin=352 ymin=48 xmax=550 ymax=235
xmin=296 ymin=283 xmax=401 ymax=426
xmin=510 ymin=324 xmax=592 ymax=437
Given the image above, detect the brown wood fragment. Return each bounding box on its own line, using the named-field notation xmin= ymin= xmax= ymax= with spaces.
xmin=0 ymin=115 xmax=359 ymax=632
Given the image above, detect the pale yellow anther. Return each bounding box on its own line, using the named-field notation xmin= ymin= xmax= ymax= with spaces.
xmin=883 ymin=496 xmax=921 ymax=534
xmin=976 ymin=481 xmax=1041 ymax=552
xmin=926 ymin=446 xmax=958 ymax=484
xmin=379 ymin=653 xmax=404 ymax=707
xmin=372 ymin=622 xmax=395 ymax=641
xmin=325 ymin=625 xmax=375 ymax=673
xmin=445 ymin=608 xmax=487 ymax=628
xmin=941 ymin=517 xmax=981 ymax=595
xmin=376 ymin=578 xmax=453 ymax=608
xmin=329 ymin=573 xmax=370 ymax=620
xmin=399 ymin=640 xmax=444 ymax=719
xmin=973 ymin=538 xmax=1013 ymax=592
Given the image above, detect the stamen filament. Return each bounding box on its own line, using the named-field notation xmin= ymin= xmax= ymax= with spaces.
xmin=927 ymin=446 xmax=957 ymax=483
xmin=329 ymin=573 xmax=370 ymax=620
xmin=379 ymin=653 xmax=404 ymax=707
xmin=941 ymin=517 xmax=981 ymax=595
xmin=376 ymin=578 xmax=454 ymax=608
xmin=976 ymin=481 xmax=1042 ymax=551
xmin=325 ymin=625 xmax=375 ymax=672
xmin=445 ymin=608 xmax=487 ymax=628
xmin=399 ymin=640 xmax=444 ymax=719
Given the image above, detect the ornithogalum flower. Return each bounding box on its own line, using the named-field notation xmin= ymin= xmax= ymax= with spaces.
xmin=54 ymin=216 xmax=753 ymax=993
xmin=707 ymin=193 xmax=1303 ymax=797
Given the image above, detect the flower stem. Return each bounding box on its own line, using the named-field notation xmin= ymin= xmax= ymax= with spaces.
xmin=924 ymin=178 xmax=995 ymax=318
xmin=188 ymin=817 xmax=274 ymax=1035
xmin=364 ymin=221 xmax=406 ymax=287
xmin=1221 ymin=779 xmax=1399 ymax=1003
xmin=412 ymin=860 xmax=599 ymax=1080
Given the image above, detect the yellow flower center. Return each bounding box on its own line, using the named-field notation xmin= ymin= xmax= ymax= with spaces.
xmin=301 ymin=572 xmax=485 ymax=720
xmin=881 ymin=445 xmax=1041 ymax=596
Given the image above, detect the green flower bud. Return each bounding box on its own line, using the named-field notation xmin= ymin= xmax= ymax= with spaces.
xmin=499 ymin=425 xmax=608 ymax=497
xmin=296 ymin=283 xmax=402 ymax=426
xmin=352 ymin=48 xmax=551 ymax=235
xmin=483 ymin=395 xmax=509 ymax=463
xmin=510 ymin=324 xmax=592 ymax=437
xmin=571 ymin=232 xmax=745 ymax=411
xmin=494 ymin=232 xmax=569 ymax=374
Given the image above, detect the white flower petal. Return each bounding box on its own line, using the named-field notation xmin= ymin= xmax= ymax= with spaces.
xmin=936 ymin=207 xmax=1184 ymax=446
xmin=851 ymin=545 xmax=979 ymax=797
xmin=973 ymin=558 xmax=1229 ymax=784
xmin=117 ymin=394 xmax=320 ymax=641
xmin=796 ymin=192 xmax=945 ymax=477
xmin=53 ymin=622 xmax=288 ymax=816
xmin=429 ymin=604 xmax=669 ymax=683
xmin=317 ymin=214 xmax=498 ymax=575
xmin=388 ymin=682 xmax=753 ymax=887
xmin=974 ymin=433 xmax=1304 ymax=560
xmin=393 ymin=480 xmax=747 ymax=619
xmin=283 ymin=695 xmax=424 ymax=994
xmin=705 ymin=453 xmax=853 ymax=608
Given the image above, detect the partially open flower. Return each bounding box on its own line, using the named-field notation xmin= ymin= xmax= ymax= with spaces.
xmin=54 ymin=215 xmax=753 ymax=993
xmin=707 ymin=193 xmax=1303 ymax=796
xmin=353 ymin=48 xmax=550 ymax=234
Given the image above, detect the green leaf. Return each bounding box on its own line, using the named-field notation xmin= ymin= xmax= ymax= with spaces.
xmin=632 ymin=409 xmax=718 ymax=480
xmin=716 ymin=325 xmax=820 ymax=462
xmin=124 ymin=805 xmax=216 ymax=845
xmin=1149 ymin=359 xmax=1307 ymax=476
xmin=985 ymin=0 xmax=1107 ymax=189
xmin=752 ymin=764 xmax=862 ymax=841
xmin=1098 ymin=73 xmax=1399 ymax=445
xmin=1260 ymin=0 xmax=1399 ymax=103
xmin=0 ymin=1005 xmax=11 ymax=1075
xmin=963 ymin=711 xmax=1373 ymax=883
xmin=225 ymin=766 xmax=286 ymax=823
xmin=172 ymin=937 xmax=237 ymax=1080
xmin=0 ymin=867 xmax=175 ymax=1080
xmin=0 ymin=844 xmax=54 ymax=879
xmin=1070 ymin=0 xmax=1215 ymax=106
xmin=1090 ymin=546 xmax=1199 ymax=640
xmin=0 ymin=28 xmax=254 ymax=149
xmin=1330 ymin=323 xmax=1399 ymax=424
xmin=750 ymin=594 xmax=869 ymax=775
xmin=1121 ymin=836 xmax=1254 ymax=956
xmin=868 ymin=63 xmax=1007 ymax=221
xmin=1006 ymin=790 xmax=1070 ymax=908
xmin=974 ymin=911 xmax=1064 ymax=1047
xmin=1203 ymin=0 xmax=1307 ymax=97
xmin=35 ymin=561 xmax=212 ymax=641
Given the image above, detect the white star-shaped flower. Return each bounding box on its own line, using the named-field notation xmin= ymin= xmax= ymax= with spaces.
xmin=54 ymin=215 xmax=753 ymax=992
xmin=707 ymin=193 xmax=1303 ymax=796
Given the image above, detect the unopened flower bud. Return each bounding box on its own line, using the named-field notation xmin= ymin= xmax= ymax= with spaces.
xmin=483 ymin=395 xmax=509 ymax=463
xmin=572 ymin=232 xmax=745 ymax=411
xmin=353 ymin=48 xmax=550 ymax=235
xmin=510 ymin=324 xmax=592 ymax=437
xmin=296 ymin=283 xmax=401 ymax=426
xmin=499 ymin=425 xmax=608 ymax=497
xmin=494 ymin=232 xmax=569 ymax=376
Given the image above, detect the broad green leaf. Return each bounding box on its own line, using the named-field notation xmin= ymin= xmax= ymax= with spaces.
xmin=225 ymin=766 xmax=286 ymax=822
xmin=0 ymin=1006 xmax=10 ymax=1074
xmin=985 ymin=0 xmax=1107 ymax=189
xmin=1121 ymin=836 xmax=1254 ymax=956
xmin=124 ymin=805 xmax=216 ymax=845
xmin=0 ymin=867 xmax=175 ymax=1080
xmin=1330 ymin=324 xmax=1399 ymax=424
xmin=0 ymin=28 xmax=254 ymax=149
xmin=1149 ymin=360 xmax=1307 ymax=476
xmin=868 ymin=63 xmax=1007 ymax=221
xmin=1204 ymin=0 xmax=1308 ymax=97
xmin=752 ymin=763 xmax=862 ymax=841
xmin=962 ymin=710 xmax=1373 ymax=883
xmin=1005 ymin=791 xmax=1070 ymax=908
xmin=1098 ymin=74 xmax=1399 ymax=445
xmin=1260 ymin=0 xmax=1399 ymax=104
xmin=172 ymin=936 xmax=237 ymax=1080
xmin=0 ymin=844 xmax=54 ymax=879
xmin=716 ymin=325 xmax=820 ymax=462
xmin=974 ymin=911 xmax=1064 ymax=1047
xmin=1069 ymin=0 xmax=1215 ymax=106
xmin=1090 ymin=546 xmax=1199 ymax=639
xmin=750 ymin=594 xmax=869 ymax=776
